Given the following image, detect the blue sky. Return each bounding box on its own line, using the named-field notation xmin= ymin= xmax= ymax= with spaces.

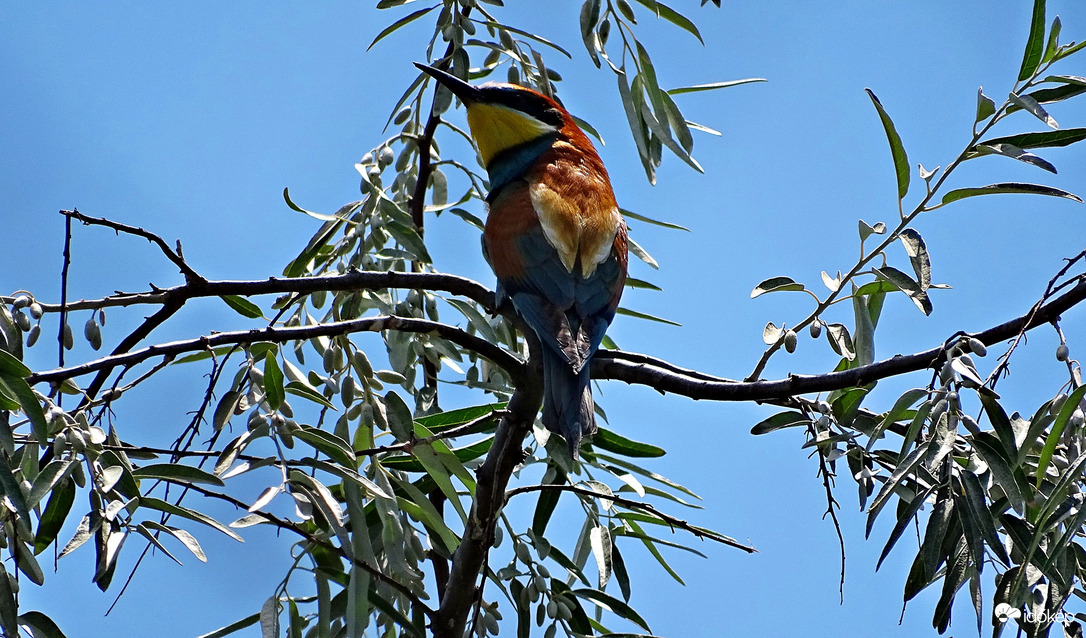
xmin=3 ymin=2 xmax=1086 ymax=637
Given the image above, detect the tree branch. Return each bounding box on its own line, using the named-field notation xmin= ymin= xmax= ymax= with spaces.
xmin=7 ymin=271 xmax=501 ymax=317
xmin=62 ymin=209 xmax=205 ymax=284
xmin=594 ymin=275 xmax=1086 ymax=401
xmin=28 ymin=315 xmax=526 ymax=386
xmin=431 ymin=355 xmax=544 ymax=638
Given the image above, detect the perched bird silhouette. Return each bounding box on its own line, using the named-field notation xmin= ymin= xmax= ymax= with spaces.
xmin=415 ymin=63 xmax=628 ymax=459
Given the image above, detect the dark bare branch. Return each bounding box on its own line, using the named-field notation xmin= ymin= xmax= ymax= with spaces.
xmin=28 ymin=315 xmax=526 ymax=386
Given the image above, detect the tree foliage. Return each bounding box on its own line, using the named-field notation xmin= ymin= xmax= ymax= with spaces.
xmin=2 ymin=2 xmax=1086 ymax=637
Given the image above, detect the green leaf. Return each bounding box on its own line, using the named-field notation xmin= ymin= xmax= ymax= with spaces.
xmin=34 ymin=478 xmax=75 ymax=554
xmin=592 ymin=427 xmax=665 ymax=458
xmin=977 ymin=128 xmax=1086 ymax=150
xmin=626 ymin=236 xmax=659 ymax=269
xmin=667 ymin=78 xmax=767 ymax=95
xmin=1015 ymin=83 xmax=1086 ymax=110
xmin=571 ymin=588 xmax=651 ymax=632
xmin=140 ymin=497 xmax=243 ymax=541
xmin=579 ymin=0 xmax=602 ymax=68
xmin=133 ymin=463 xmax=226 ymax=486
xmin=750 ymin=411 xmax=809 ymax=435
xmin=415 ymin=402 xmax=505 ymax=430
xmin=825 ymin=323 xmax=855 ymax=361
xmin=141 ymin=520 xmax=208 ymax=562
xmin=877 ymin=484 xmax=932 ymax=571
xmin=865 ymin=89 xmax=910 ymax=200
xmin=0 ymin=565 xmax=19 ymax=638
xmin=941 ymin=182 xmax=1082 ymax=204
xmin=750 ymin=276 xmax=804 ymax=298
xmin=263 ymin=354 xmax=285 ymax=411
xmin=367 ymin=5 xmax=438 ymax=51
xmin=958 ymin=472 xmax=1011 ymax=565
xmin=1035 ymin=384 xmax=1086 ymax=488
xmin=617 ymin=69 xmax=656 ymax=184
xmin=292 ymin=426 xmax=356 ymax=468
xmin=220 ymin=295 xmax=263 ymax=319
xmin=620 ymin=208 xmax=690 ymax=232
xmin=1043 ymin=16 xmax=1062 ymax=63
xmin=284 ymin=381 xmax=336 ymax=410
xmin=873 ymin=266 xmax=932 ymax=315
xmin=970 ymin=431 xmax=1026 ymax=515
xmin=866 ymin=443 xmax=929 ymax=536
xmin=17 ymin=610 xmax=70 ymax=638
xmin=615 ymin=307 xmax=680 ymax=327
xmin=1008 ymin=91 xmax=1058 ymax=129
xmin=1018 ymin=0 xmax=1046 ymax=81
xmin=532 ymin=468 xmax=566 ymax=536
xmin=28 ymin=459 xmax=73 ymax=508
xmin=589 ymin=525 xmax=612 ymax=588
xmin=624 ymin=277 xmax=662 ymax=292
xmin=975 ymin=88 xmax=996 ymax=123
xmin=383 ymin=390 xmax=413 ymax=442
xmin=0 ymin=349 xmax=30 ymax=378
xmin=7 ymin=375 xmax=47 ymax=444
xmin=867 ymin=389 xmax=927 ymax=453
xmin=971 ymin=143 xmax=1057 ymax=174
xmin=0 ymin=452 xmax=31 ymax=537
xmin=632 ymin=0 xmax=702 ymax=43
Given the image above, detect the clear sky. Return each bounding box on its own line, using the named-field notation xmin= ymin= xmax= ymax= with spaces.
xmin=3 ymin=2 xmax=1086 ymax=637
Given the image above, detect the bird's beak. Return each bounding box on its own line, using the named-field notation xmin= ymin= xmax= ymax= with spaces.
xmin=414 ymin=62 xmax=483 ymax=104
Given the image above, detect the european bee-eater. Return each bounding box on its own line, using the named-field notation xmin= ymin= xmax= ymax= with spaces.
xmin=415 ymin=63 xmax=628 ymax=459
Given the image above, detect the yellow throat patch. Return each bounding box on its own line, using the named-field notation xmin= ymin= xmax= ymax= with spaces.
xmin=466 ymin=103 xmax=558 ymax=167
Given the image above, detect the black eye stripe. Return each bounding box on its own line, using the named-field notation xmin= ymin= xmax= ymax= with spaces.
xmin=483 ymin=86 xmax=564 ymax=127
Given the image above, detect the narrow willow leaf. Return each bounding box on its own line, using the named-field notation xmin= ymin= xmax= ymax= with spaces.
xmin=1016 ymin=83 xmax=1086 ymax=109
xmin=292 ymin=426 xmax=356 ymax=467
xmin=617 ymin=69 xmax=656 ymax=183
xmin=367 ymin=5 xmax=438 ymax=51
xmin=750 ymin=411 xmax=809 ymax=435
xmin=0 ymin=565 xmax=18 ymax=638
xmin=0 ymin=349 xmax=30 ymax=378
xmin=1036 ymin=385 xmax=1086 ymax=487
xmin=627 ymin=236 xmax=658 ymax=268
xmin=865 ymin=89 xmax=910 ymax=200
xmin=260 ymin=596 xmax=279 ymax=638
xmin=634 ymin=0 xmax=703 ymax=43
xmin=978 ymin=388 xmax=1018 ymax=461
xmin=0 ymin=452 xmax=31 ymax=536
xmin=898 ymin=229 xmax=931 ymax=290
xmin=220 ymin=295 xmax=263 ymax=319
xmin=866 ymin=443 xmax=929 ymax=535
xmin=624 ymin=277 xmax=663 ymax=291
xmin=1009 ymin=92 xmax=1058 ymax=129
xmin=667 ymin=78 xmax=767 ymax=95
xmin=1018 ymin=0 xmax=1046 ymax=81
xmin=750 ymin=276 xmax=804 ymax=298
xmin=17 ymin=611 xmax=70 ymax=638
xmin=140 ymin=497 xmax=243 ymax=541
xmin=826 ymin=323 xmax=856 ymax=360
xmin=873 ymin=266 xmax=932 ymax=315
xmin=970 ymin=431 xmax=1025 ymax=515
xmin=1043 ymin=16 xmax=1062 ymax=63
xmin=570 ymin=587 xmax=651 ymax=632
xmin=579 ymin=0 xmax=602 ymax=68
xmin=941 ymin=182 xmax=1083 ymax=204
xmin=978 ymin=128 xmax=1086 ymax=149
xmin=975 ymin=88 xmax=996 ymax=123
xmin=971 ymin=143 xmax=1057 ymax=174
xmin=261 ymin=354 xmax=284 ymax=411
xmin=589 ymin=525 xmax=613 ymax=588
xmin=866 ymin=388 xmax=928 ymax=453
xmin=132 ymin=463 xmax=226 ymax=487
xmin=615 ymin=307 xmax=681 ymax=327
xmin=877 ymin=485 xmax=932 ymax=571
xmin=621 ymin=208 xmax=689 ymax=231
xmin=592 ymin=427 xmax=665 ymax=458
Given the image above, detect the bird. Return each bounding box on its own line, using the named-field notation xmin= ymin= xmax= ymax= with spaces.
xmin=415 ymin=62 xmax=628 ymax=459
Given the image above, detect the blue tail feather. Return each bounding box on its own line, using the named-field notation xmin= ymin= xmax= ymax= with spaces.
xmin=541 ymin=346 xmax=596 ymax=459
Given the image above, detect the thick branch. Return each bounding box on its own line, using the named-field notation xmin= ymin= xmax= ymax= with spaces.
xmin=432 ymin=359 xmax=544 ymax=638
xmin=10 ymin=271 xmax=500 ymax=317
xmin=28 ymin=315 xmax=526 ymax=386
xmin=595 ymin=276 xmax=1086 ymax=401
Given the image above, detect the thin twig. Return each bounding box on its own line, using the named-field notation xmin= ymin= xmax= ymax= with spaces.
xmin=61 ymin=209 xmax=205 ymax=284
xmin=504 ymin=483 xmax=757 ymax=553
